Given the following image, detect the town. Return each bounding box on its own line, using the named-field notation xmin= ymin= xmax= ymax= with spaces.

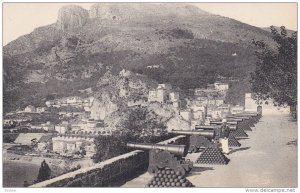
xmin=4 ymin=69 xmax=280 ymax=160
xmin=3 ymin=67 xmax=293 ymax=189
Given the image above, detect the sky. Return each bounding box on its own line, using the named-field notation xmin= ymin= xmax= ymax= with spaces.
xmin=3 ymin=3 xmax=297 ymax=46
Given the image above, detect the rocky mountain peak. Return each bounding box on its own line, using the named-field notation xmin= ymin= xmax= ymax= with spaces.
xmin=57 ymin=5 xmax=89 ymax=31
xmin=89 ymin=3 xmax=210 ymax=21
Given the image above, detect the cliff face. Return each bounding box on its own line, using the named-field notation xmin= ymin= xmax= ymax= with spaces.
xmin=166 ymin=116 xmax=190 ymax=131
xmin=57 ymin=5 xmax=89 ymax=31
xmin=90 ymin=96 xmax=119 ymax=121
xmin=89 ymin=70 xmax=156 ymax=121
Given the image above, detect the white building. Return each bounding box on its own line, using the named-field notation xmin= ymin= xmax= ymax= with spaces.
xmin=190 ymin=103 xmax=207 ymax=116
xmin=37 ymin=135 xmax=52 ymax=152
xmin=157 ymin=84 xmax=172 ymax=91
xmin=4 ymin=119 xmax=14 ymax=126
xmin=119 ymin=69 xmax=132 ymax=77
xmin=218 ymin=105 xmax=231 ymax=118
xmin=119 ymin=86 xmax=129 ymax=98
xmin=207 ymin=106 xmax=222 ymax=119
xmin=45 ymin=101 xmax=54 ymax=107
xmin=84 ymin=97 xmax=95 ymax=106
xmin=148 ymin=84 xmax=173 ymax=104
xmin=208 ymin=100 xmax=216 ymax=106
xmin=36 ymin=107 xmax=46 ymax=113
xmin=215 ymin=99 xmax=225 ymax=106
xmin=66 ymin=96 xmax=83 ymax=104
xmin=192 ymin=110 xmax=205 ymax=121
xmin=148 ymin=88 xmax=167 ymax=103
xmin=169 ymin=92 xmax=179 ymax=102
xmin=172 ymin=101 xmax=180 ymax=109
xmin=55 ymin=124 xmax=68 ymax=134
xmin=52 ymin=135 xmax=95 ymax=157
xmin=24 ymin=105 xmax=36 ymax=113
xmin=180 ymin=110 xmax=192 ymax=122
xmin=214 ymin=82 xmax=229 ymax=91
xmin=194 ymin=88 xmax=217 ymax=96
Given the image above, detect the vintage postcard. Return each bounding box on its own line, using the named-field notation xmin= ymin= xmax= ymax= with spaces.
xmin=2 ymin=2 xmax=297 ymax=191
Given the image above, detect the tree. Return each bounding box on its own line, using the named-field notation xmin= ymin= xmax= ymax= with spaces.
xmin=250 ymin=26 xmax=297 ymax=116
xmin=92 ymin=134 xmax=131 ymax=163
xmin=37 ymin=160 xmax=51 ymax=182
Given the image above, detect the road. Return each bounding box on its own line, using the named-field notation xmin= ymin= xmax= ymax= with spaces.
xmin=122 ymin=114 xmax=297 ymax=187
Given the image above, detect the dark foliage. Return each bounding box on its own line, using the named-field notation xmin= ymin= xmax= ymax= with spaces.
xmin=225 ymin=78 xmax=251 ymax=106
xmin=92 ymin=132 xmax=174 ymax=163
xmin=123 ymin=107 xmax=168 ymax=137
xmin=92 ymin=107 xmax=173 ymax=163
xmin=130 ymin=39 xmax=256 ymax=96
xmin=168 ymin=28 xmax=194 ymax=39
xmin=250 ymin=26 xmax=297 ymax=108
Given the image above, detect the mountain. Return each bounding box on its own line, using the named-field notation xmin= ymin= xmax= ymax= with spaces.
xmin=3 ymin=3 xmax=276 ymax=113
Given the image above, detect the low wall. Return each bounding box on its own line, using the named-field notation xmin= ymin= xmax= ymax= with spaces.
xmin=30 ymin=135 xmax=185 ymax=187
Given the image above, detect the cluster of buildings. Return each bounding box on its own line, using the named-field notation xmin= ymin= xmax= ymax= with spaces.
xmin=45 ymin=96 xmax=95 ymax=112
xmin=146 ymin=65 xmax=160 ymax=69
xmin=13 ymin=133 xmax=96 ymax=158
xmin=24 ymin=105 xmax=47 ymax=113
xmin=7 ymin=76 xmax=262 ymax=159
xmin=147 ymin=81 xmax=245 ymax=129
xmin=148 ymin=84 xmax=180 ymax=108
xmin=52 ymin=135 xmax=95 ymax=157
xmin=4 ymin=95 xmax=110 ymax=158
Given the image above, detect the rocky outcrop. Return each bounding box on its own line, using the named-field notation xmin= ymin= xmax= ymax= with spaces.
xmin=147 ymin=102 xmax=174 ymax=119
xmin=90 ymin=96 xmax=119 ymax=121
xmin=89 ymin=3 xmax=209 ymax=21
xmin=57 ymin=5 xmax=89 ymax=31
xmin=166 ymin=115 xmax=190 ymax=131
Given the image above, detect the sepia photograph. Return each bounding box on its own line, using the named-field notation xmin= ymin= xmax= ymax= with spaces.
xmin=2 ymin=2 xmax=298 ymax=190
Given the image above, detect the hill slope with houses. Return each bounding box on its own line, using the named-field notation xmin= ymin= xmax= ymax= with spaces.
xmin=3 ymin=3 xmax=278 ymax=114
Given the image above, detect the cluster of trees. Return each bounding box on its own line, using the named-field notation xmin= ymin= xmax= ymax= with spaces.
xmin=92 ymin=107 xmax=173 ymax=163
xmin=122 ymin=107 xmax=168 ymax=137
xmin=92 ymin=132 xmax=174 ymax=163
xmin=168 ymin=28 xmax=194 ymax=39
xmin=250 ymin=26 xmax=297 ymax=118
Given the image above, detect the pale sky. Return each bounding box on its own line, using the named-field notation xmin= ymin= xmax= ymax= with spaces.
xmin=3 ymin=3 xmax=297 ymax=46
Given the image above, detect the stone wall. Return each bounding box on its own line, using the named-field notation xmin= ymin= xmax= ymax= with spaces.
xmin=30 ymin=135 xmax=185 ymax=187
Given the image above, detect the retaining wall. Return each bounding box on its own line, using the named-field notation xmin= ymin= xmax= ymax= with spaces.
xmin=30 ymin=135 xmax=185 ymax=187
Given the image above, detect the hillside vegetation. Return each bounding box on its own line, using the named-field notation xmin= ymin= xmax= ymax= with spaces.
xmin=3 ymin=3 xmax=276 ymax=112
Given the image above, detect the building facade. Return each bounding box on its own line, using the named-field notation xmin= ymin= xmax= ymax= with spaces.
xmin=52 ymin=136 xmax=95 ymax=157
xmin=214 ymin=82 xmax=229 ymax=91
xmin=24 ymin=105 xmax=36 ymax=113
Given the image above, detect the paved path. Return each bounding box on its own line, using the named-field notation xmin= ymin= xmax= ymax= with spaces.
xmin=122 ymin=114 xmax=297 ymax=187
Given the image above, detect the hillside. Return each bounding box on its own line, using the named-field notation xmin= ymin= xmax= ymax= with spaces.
xmin=3 ymin=3 xmax=276 ymax=113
